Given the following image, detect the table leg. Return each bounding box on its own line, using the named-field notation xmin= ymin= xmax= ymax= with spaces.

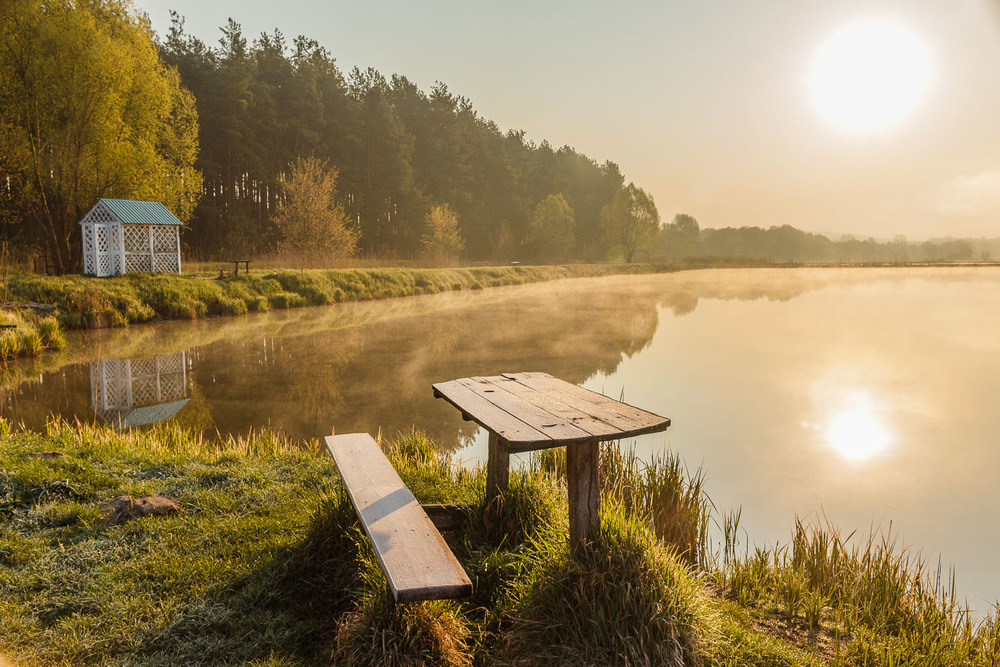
xmin=485 ymin=432 xmax=509 ymax=507
xmin=567 ymin=441 xmax=600 ymax=555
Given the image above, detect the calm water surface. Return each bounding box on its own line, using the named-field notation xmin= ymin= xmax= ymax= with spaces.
xmin=6 ymin=267 xmax=1000 ymax=610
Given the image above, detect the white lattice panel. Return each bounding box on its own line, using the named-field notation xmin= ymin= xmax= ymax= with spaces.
xmin=96 ymin=225 xmax=110 ymax=254
xmin=84 ymin=203 xmax=117 ymax=224
xmin=130 ymin=358 xmax=157 ymax=377
xmin=131 ymin=375 xmax=159 ymax=406
xmin=83 ymin=225 xmax=95 ymax=274
xmin=152 ymin=226 xmax=177 ymax=253
xmin=125 ymin=254 xmax=152 ymax=273
xmin=157 ymin=353 xmax=185 ymax=374
xmin=97 ymin=408 xmax=125 ymax=427
xmin=123 ymin=225 xmax=148 ymax=253
xmin=153 ymin=254 xmax=179 ymax=273
xmin=159 ymin=373 xmax=185 ymax=401
xmin=89 ymin=361 xmax=102 ymax=406
xmin=98 ymin=255 xmax=114 ymax=276
xmin=92 ymin=359 xmax=129 ymax=410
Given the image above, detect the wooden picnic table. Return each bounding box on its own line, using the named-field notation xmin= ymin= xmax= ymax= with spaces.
xmin=231 ymin=259 xmax=250 ymax=276
xmin=433 ymin=372 xmax=670 ymax=552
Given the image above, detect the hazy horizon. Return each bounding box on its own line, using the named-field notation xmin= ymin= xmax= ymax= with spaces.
xmin=134 ymin=0 xmax=1000 ymax=242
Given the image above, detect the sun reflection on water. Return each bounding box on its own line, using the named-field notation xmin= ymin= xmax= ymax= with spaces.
xmin=808 ymin=391 xmax=894 ymax=462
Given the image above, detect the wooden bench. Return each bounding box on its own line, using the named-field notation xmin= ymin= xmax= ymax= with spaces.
xmin=230 ymin=259 xmax=250 ymax=276
xmin=324 ymin=433 xmax=473 ymax=603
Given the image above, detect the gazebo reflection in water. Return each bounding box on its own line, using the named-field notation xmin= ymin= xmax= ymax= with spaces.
xmin=90 ymin=352 xmax=189 ymax=429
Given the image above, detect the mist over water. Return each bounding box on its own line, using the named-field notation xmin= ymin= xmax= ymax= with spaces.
xmin=6 ymin=267 xmax=1000 ymax=611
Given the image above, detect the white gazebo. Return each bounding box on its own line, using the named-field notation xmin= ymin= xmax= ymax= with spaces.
xmin=90 ymin=352 xmax=189 ymax=430
xmin=80 ymin=198 xmax=183 ymax=276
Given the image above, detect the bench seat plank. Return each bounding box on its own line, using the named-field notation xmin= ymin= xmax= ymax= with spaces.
xmin=325 ymin=433 xmax=472 ymax=603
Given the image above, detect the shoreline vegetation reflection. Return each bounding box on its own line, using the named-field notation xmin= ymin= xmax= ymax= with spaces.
xmin=3 ymin=266 xmax=996 ymax=447
xmin=4 ymin=268 xmax=881 ymax=440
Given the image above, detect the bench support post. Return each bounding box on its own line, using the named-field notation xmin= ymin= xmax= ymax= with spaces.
xmin=567 ymin=441 xmax=600 ymax=556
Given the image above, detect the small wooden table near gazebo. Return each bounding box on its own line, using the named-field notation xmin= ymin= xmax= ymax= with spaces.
xmin=433 ymin=372 xmax=670 ymax=551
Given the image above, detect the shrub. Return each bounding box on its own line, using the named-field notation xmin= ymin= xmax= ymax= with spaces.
xmin=268 ymin=292 xmax=306 ymax=309
xmin=36 ymin=318 xmax=65 ymax=350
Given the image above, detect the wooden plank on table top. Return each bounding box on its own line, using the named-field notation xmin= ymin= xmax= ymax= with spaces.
xmin=432 ymin=379 xmax=551 ymax=446
xmin=325 ymin=433 xmax=472 ymax=603
xmin=459 ymin=376 xmax=595 ymax=444
xmin=502 ymin=372 xmax=670 ymax=435
xmin=497 ymin=374 xmax=622 ymax=439
xmin=504 ymin=371 xmax=664 ymax=427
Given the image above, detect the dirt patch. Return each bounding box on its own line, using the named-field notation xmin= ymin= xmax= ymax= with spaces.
xmin=99 ymin=495 xmax=182 ymax=523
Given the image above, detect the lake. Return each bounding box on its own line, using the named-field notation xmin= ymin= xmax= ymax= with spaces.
xmin=5 ymin=267 xmax=999 ymax=611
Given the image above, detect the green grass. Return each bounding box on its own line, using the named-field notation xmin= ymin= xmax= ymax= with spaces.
xmin=715 ymin=514 xmax=1000 ymax=665
xmin=0 ymin=311 xmax=65 ymax=361
xmin=6 ymin=264 xmax=680 ymax=336
xmin=0 ymin=421 xmax=995 ymax=666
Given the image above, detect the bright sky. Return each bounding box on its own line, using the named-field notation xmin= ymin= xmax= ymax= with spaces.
xmin=134 ymin=0 xmax=1000 ymax=240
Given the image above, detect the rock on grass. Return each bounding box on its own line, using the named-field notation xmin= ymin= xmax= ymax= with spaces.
xmin=98 ymin=495 xmax=181 ymax=523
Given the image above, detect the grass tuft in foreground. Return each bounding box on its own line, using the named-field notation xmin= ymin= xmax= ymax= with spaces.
xmin=333 ymin=544 xmax=472 ymax=667
xmin=498 ymin=500 xmax=712 ymax=665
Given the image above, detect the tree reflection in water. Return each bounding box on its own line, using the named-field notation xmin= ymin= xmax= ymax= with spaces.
xmin=0 ymin=269 xmax=898 ymax=448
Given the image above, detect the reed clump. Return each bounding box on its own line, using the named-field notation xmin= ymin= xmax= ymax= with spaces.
xmin=0 ymin=311 xmax=65 ymax=360
xmin=718 ymin=515 xmax=1000 ymax=665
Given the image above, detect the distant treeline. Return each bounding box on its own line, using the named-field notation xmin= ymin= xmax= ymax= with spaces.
xmin=159 ymin=16 xmax=625 ymax=262
xmin=3 ymin=2 xmax=990 ymax=271
xmin=653 ymin=217 xmax=1000 ymax=264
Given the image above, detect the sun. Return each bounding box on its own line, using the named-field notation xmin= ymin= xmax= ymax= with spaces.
xmin=808 ymin=18 xmax=933 ymax=134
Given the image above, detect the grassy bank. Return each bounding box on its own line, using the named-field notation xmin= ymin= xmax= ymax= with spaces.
xmin=7 ymin=264 xmax=679 ymax=332
xmin=2 ymin=422 xmax=996 ymax=665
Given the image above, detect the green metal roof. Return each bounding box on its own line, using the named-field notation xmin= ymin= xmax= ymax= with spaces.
xmin=98 ymin=198 xmax=182 ymax=226
xmin=101 ymin=399 xmax=190 ymax=430
xmin=123 ymin=399 xmax=190 ymax=428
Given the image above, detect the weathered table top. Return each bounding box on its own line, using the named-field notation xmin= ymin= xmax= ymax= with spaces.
xmin=432 ymin=371 xmax=670 ymax=453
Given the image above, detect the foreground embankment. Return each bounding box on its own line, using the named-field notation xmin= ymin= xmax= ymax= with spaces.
xmin=1 ymin=420 xmax=996 ymax=665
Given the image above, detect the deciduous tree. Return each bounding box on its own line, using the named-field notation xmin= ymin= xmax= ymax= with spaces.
xmin=526 ymin=193 xmax=575 ymax=262
xmin=660 ymin=213 xmax=700 ymax=260
xmin=599 ymin=183 xmax=660 ymax=263
xmin=420 ymin=203 xmax=464 ymax=265
xmin=0 ymin=0 xmax=201 ymax=272
xmin=271 ymin=156 xmax=358 ymax=257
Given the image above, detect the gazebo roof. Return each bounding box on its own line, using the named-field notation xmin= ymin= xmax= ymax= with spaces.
xmin=123 ymin=398 xmax=190 ymax=428
xmin=101 ymin=398 xmax=191 ymax=430
xmin=86 ymin=198 xmax=183 ymax=226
